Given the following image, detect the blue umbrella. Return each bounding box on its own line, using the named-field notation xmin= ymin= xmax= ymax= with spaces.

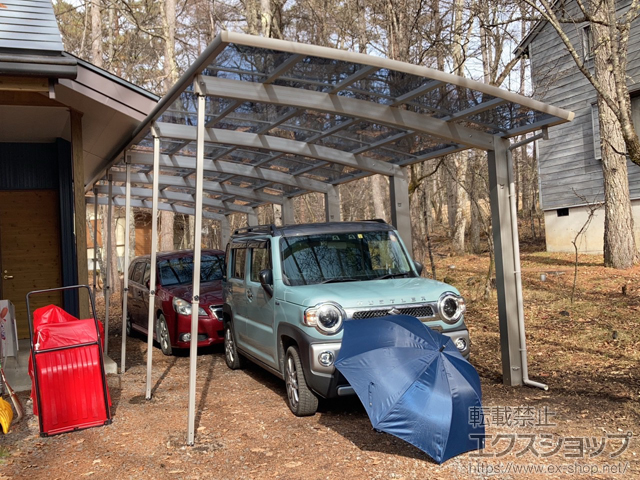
xmin=335 ymin=314 xmax=484 ymax=464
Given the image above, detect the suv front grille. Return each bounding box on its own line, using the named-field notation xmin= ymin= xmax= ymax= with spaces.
xmin=352 ymin=305 xmax=435 ymax=320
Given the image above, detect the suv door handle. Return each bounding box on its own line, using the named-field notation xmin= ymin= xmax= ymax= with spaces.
xmin=247 ymin=290 xmax=253 ymax=300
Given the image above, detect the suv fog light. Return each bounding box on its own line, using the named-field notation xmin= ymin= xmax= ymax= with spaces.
xmin=180 ymin=333 xmax=191 ymax=342
xmin=318 ymin=351 xmax=335 ymax=367
xmin=455 ymin=337 xmax=467 ymax=351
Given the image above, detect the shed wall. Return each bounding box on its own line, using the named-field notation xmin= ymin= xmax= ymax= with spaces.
xmin=529 ymin=0 xmax=640 ymax=211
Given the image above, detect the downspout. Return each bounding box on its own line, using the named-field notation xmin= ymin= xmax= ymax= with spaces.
xmin=506 ymin=148 xmax=548 ymax=391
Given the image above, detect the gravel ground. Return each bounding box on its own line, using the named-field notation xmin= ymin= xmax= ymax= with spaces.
xmin=1 ymin=255 xmax=639 ymax=480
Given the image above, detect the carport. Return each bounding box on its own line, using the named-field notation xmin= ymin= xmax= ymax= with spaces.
xmin=85 ymin=31 xmax=573 ymax=444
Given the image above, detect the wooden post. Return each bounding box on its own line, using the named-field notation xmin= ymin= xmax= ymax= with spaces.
xmin=71 ymin=110 xmax=90 ymax=319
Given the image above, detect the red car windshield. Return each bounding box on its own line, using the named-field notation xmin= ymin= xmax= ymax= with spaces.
xmin=158 ymin=254 xmax=224 ymax=286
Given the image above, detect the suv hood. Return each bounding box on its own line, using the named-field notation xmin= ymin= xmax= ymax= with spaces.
xmin=164 ymin=281 xmax=223 ymax=306
xmin=281 ymin=277 xmax=458 ymax=308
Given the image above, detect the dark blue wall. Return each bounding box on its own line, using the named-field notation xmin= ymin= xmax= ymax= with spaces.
xmin=0 ymin=141 xmax=79 ymax=317
xmin=0 ymin=143 xmax=59 ymax=189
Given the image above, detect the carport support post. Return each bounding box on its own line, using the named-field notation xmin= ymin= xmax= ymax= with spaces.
xmin=187 ymin=92 xmax=206 ymax=446
xmin=488 ymin=138 xmax=523 ymax=386
xmin=282 ymin=197 xmax=295 ymax=225
xmin=389 ymin=169 xmax=413 ymax=256
xmin=247 ymin=209 xmax=259 ymax=226
xmin=145 ymin=132 xmax=161 ymax=400
xmin=121 ymin=158 xmax=132 ymax=374
xmin=325 ymin=186 xmax=340 ymax=222
xmin=221 ymin=216 xmax=230 ymax=249
xmin=104 ymin=174 xmax=113 ymax=355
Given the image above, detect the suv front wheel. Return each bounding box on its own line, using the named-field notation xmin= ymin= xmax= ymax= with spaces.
xmin=285 ymin=346 xmax=318 ymax=416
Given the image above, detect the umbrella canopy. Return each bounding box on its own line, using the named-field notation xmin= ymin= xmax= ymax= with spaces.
xmin=335 ymin=314 xmax=484 ymax=464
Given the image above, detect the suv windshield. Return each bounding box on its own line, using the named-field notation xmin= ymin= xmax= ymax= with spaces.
xmin=280 ymin=230 xmax=413 ymax=286
xmin=159 ymin=254 xmax=224 ymax=286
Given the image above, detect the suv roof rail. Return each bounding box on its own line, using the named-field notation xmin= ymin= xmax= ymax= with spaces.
xmin=232 ymin=224 xmax=277 ymax=237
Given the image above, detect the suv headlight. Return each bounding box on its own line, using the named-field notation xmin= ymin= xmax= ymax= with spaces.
xmin=173 ymin=297 xmax=207 ymax=316
xmin=304 ymin=302 xmax=345 ymax=335
xmin=438 ymin=292 xmax=466 ymax=324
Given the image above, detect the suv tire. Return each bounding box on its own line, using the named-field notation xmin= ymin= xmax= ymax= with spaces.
xmin=224 ymin=322 xmax=245 ymax=370
xmin=285 ymin=346 xmax=318 ymax=416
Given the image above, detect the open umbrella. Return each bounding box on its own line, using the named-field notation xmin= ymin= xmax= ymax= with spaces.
xmin=335 ymin=314 xmax=484 ymax=464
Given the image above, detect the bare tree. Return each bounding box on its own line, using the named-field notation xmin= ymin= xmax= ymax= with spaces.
xmin=520 ymin=0 xmax=639 ymax=268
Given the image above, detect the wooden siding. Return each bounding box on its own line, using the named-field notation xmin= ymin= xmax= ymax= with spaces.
xmin=0 ymin=0 xmax=64 ymax=52
xmin=529 ymin=0 xmax=640 ymax=210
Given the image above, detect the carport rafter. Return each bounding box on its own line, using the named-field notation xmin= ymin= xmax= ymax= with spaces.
xmin=152 ymin=122 xmax=404 ymax=177
xmin=95 ymin=184 xmax=258 ymax=215
xmin=108 ymin=171 xmax=285 ymax=205
xmin=88 ymin=194 xmax=226 ymax=221
xmin=194 ymin=75 xmax=496 ymax=152
xmin=127 ymin=150 xmax=332 ymax=194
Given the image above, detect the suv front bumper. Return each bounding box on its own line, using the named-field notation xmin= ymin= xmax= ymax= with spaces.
xmin=305 ymin=326 xmax=470 ymax=399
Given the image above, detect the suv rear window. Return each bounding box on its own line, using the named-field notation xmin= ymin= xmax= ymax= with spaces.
xmin=231 ymin=248 xmax=247 ymax=279
xmin=250 ymin=246 xmax=271 ymax=283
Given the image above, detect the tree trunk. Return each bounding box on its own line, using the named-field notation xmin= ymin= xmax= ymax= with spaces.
xmin=159 ymin=210 xmax=175 ymax=252
xmin=90 ymin=0 xmax=102 ymax=68
xmin=450 ymin=152 xmax=467 ymax=254
xmin=469 ymin=155 xmax=482 ymax=254
xmin=100 ymin=205 xmax=120 ymax=295
xmin=162 ymin=0 xmax=177 ymax=93
xmin=593 ymin=20 xmax=637 ymax=268
xmin=371 ymin=175 xmax=388 ymax=221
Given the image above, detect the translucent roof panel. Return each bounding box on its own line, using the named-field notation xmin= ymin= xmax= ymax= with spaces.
xmin=93 ymin=31 xmax=573 ymax=216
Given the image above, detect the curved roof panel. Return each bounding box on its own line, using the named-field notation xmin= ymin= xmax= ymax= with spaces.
xmin=88 ymin=31 xmax=574 ymax=217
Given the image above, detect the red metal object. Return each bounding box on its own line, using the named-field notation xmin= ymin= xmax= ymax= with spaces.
xmin=27 ymin=286 xmax=112 ymax=437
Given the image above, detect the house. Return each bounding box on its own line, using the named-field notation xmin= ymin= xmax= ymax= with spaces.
xmin=0 ymin=0 xmax=158 ymax=340
xmin=516 ymin=2 xmax=640 ymax=253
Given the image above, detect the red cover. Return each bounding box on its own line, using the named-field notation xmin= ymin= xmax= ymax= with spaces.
xmin=29 ymin=305 xmax=111 ymax=435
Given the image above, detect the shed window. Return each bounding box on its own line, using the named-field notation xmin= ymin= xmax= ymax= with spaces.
xmin=591 ymin=103 xmax=601 ymax=161
xmin=582 ymin=25 xmax=593 ymax=59
xmin=557 ymin=208 xmax=569 ymax=217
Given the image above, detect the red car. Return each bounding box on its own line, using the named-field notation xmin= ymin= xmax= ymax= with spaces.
xmin=126 ymin=249 xmax=226 ymax=355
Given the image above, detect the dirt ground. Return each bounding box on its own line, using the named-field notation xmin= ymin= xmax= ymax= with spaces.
xmin=1 ymin=250 xmax=639 ymax=479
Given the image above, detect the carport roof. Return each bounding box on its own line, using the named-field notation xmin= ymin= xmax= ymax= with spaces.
xmin=88 ymin=31 xmax=573 ymax=216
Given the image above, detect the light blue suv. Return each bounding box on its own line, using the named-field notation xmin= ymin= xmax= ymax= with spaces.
xmin=222 ymin=220 xmax=469 ymax=416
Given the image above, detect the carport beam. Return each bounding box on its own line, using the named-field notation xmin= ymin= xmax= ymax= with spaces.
xmin=146 ymin=133 xmax=161 ymax=400
xmin=488 ymin=138 xmax=524 ymax=386
xmin=389 ymin=171 xmax=413 ymax=256
xmin=325 ymin=186 xmax=340 ymax=222
xmin=121 ymin=160 xmax=132 ymax=374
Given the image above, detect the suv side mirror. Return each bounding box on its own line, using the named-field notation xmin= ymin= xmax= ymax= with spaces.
xmin=259 ymin=269 xmax=274 ymax=297
xmin=414 ymin=261 xmax=424 ymax=276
